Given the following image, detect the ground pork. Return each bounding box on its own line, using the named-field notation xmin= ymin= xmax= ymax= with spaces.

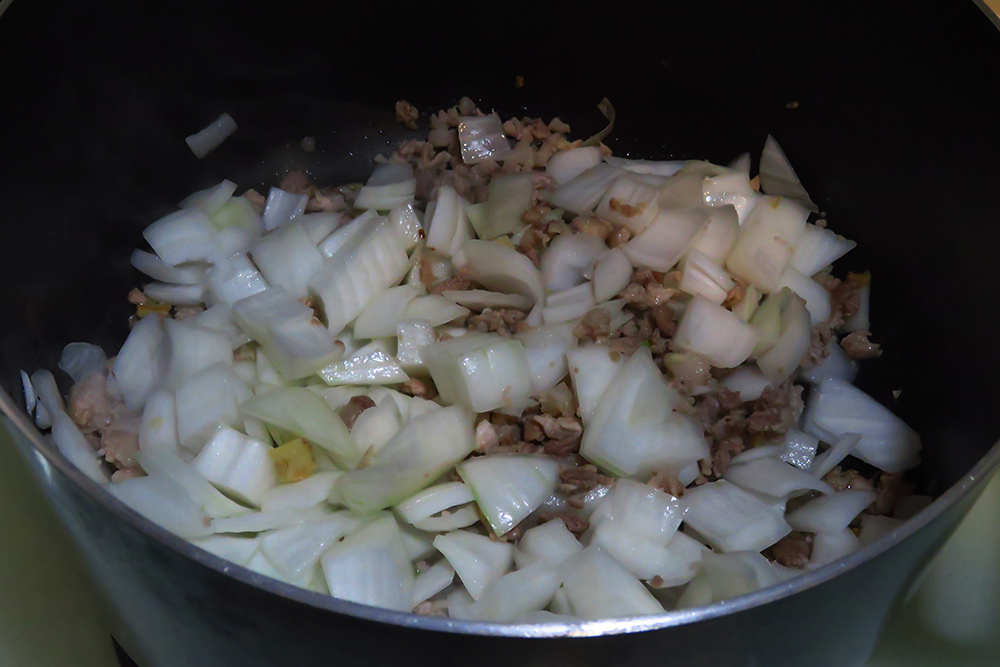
xmin=770 ymin=532 xmax=813 ymax=568
xmin=67 ymin=372 xmax=116 ymax=434
xmin=279 ymin=170 xmax=311 ymax=194
xmin=646 ymin=469 xmax=686 ymax=497
xmin=746 ymin=383 xmax=804 ymax=435
xmin=338 ymin=395 xmax=376 ymax=429
xmin=536 ymin=511 xmax=589 ymax=535
xmin=822 ymin=466 xmax=875 ymax=492
xmin=395 ymin=100 xmax=419 ymax=129
xmin=873 ymin=472 xmax=914 ymax=516
xmin=694 ymin=388 xmax=749 ymax=478
xmin=467 ymin=308 xmax=527 ymax=337
xmin=841 ymin=331 xmax=882 ymax=359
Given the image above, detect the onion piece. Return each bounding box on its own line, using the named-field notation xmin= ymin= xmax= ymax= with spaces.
xmin=756 ymin=292 xmax=811 ymax=383
xmin=724 ymin=457 xmax=833 ymax=499
xmin=58 ymin=342 xmax=106 ymax=384
xmin=686 ymin=205 xmax=740 ymax=265
xmin=180 ymin=180 xmax=238 ymax=215
xmin=353 ymin=285 xmax=421 ymax=339
xmin=51 ymin=410 xmax=109 ymax=485
xmin=703 ymin=170 xmax=759 ymax=224
xmin=317 ymin=210 xmax=376 ymax=259
xmin=474 ymin=173 xmax=534 ymax=239
xmin=320 ymin=514 xmax=414 ymax=611
xmin=423 ymin=332 xmax=532 ymax=414
xmin=809 ymin=433 xmax=862 ymax=479
xmin=190 ymin=534 xmax=260 ymax=566
xmin=789 ymin=223 xmax=856 ymax=276
xmin=786 ymin=489 xmax=877 ymax=535
xmin=396 ymin=481 xmax=475 ymax=525
xmin=388 ymin=203 xmax=422 ymax=251
xmin=681 ymin=480 xmax=792 ymax=553
xmin=841 ymin=284 xmax=870 ymax=333
xmin=259 ymin=471 xmax=342 ymax=514
xmin=262 ymin=187 xmax=308 ymax=231
xmin=545 ymin=163 xmax=621 ymax=216
xmin=192 ymin=425 xmax=277 ymax=506
xmin=777 ymin=267 xmax=831 ymax=325
xmin=858 ymin=515 xmax=904 ymax=546
xmin=458 ymin=114 xmax=511 ymax=164
xmin=566 ymin=345 xmax=623 ymax=423
xmin=335 ymin=406 xmax=475 ymax=513
xmin=458 ymin=239 xmax=544 ymax=305
xmin=130 ymin=249 xmax=204 ymax=285
xmin=466 ymin=563 xmax=562 ymax=622
xmin=808 ymin=529 xmax=861 ymax=568
xmin=165 ymin=318 xmax=233 ymax=387
xmin=206 ymin=252 xmax=268 ymax=307
xmin=541 ymin=233 xmax=608 ymax=293
xmin=458 ymin=455 xmax=560 ymax=536
xmin=351 ymin=400 xmax=403 ymax=456
xmin=299 ymin=211 xmax=343 ymax=244
xmin=142 ymin=282 xmax=205 ymax=306
xmin=594 ymin=172 xmax=662 ymax=232
xmin=211 ymin=505 xmax=332 ymax=534
xmin=433 ymin=530 xmax=514 ymax=600
xmin=441 ymin=290 xmax=531 ymax=311
xmin=261 ymin=511 xmax=367 ymax=582
xmin=719 ymin=365 xmax=772 ymax=402
xmin=803 ymin=377 xmax=921 ymax=473
xmin=112 ymin=314 xmax=167 ymax=411
xmin=143 ymin=208 xmax=221 ymax=267
xmin=412 ymin=561 xmax=456 ymax=608
xmin=592 ymin=248 xmax=632 ymax=302
xmin=623 ymin=207 xmax=708 ymax=272
xmin=674 ymin=296 xmax=757 ymax=368
xmin=546 ymin=146 xmax=602 ymax=186
xmin=561 ymin=546 xmax=664 ymax=618
xmin=174 ymin=363 xmax=246 ymax=452
xmin=604 ymin=156 xmax=688 ymax=177
xmin=250 ymin=221 xmax=325 ymax=299
xmin=20 ymin=370 xmax=36 ymax=416
xmin=354 ymin=163 xmax=416 ymax=211
xmin=396 ymin=319 xmax=435 ymax=372
xmin=185 ymin=113 xmax=238 ymax=159
xmin=242 ymin=387 xmax=360 ymax=469
xmin=425 ymin=186 xmax=466 ymax=255
xmin=514 ymin=520 xmax=584 ymax=570
xmin=136 ymin=446 xmax=251 ymax=519
xmin=759 ymin=135 xmax=819 ymax=212
xmin=725 ymin=196 xmax=808 ymax=292
xmin=110 ymin=474 xmax=210 ymax=538
xmin=403 ymin=295 xmax=470 ymax=327
xmin=515 ymin=323 xmax=577 ymax=395
xmin=581 ymin=97 xmax=616 ymax=147
xmin=542 ymin=283 xmax=596 ymax=325
xmin=678 ymin=249 xmax=736 ymax=305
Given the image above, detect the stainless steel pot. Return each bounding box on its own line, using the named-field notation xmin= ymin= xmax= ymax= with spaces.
xmin=2 ymin=1 xmax=999 ymax=665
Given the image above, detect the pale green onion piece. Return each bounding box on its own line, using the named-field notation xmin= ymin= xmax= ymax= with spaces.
xmin=457 ymin=455 xmax=560 ymax=536
xmin=260 ymin=511 xmax=368 ymax=581
xmin=190 ymin=534 xmax=260 ymax=566
xmin=581 ymin=97 xmax=616 ymax=148
xmin=432 ymin=530 xmax=513 ymax=600
xmin=458 ymin=239 xmax=544 ymax=305
xmin=725 ymin=196 xmax=808 ymax=292
xmin=320 ymin=514 xmax=415 ymax=611
xmin=513 ymin=519 xmax=583 ymax=570
xmin=465 ymin=563 xmax=562 ymax=622
xmin=136 ymin=447 xmax=251 ymax=520
xmin=476 ymin=172 xmax=534 ymax=239
xmin=422 ymin=332 xmax=532 ymax=414
xmin=724 ymin=457 xmax=833 ymax=499
xmin=318 ymin=340 xmax=408 ymax=386
xmin=109 ymin=473 xmax=212 ymax=539
xmin=786 ymin=490 xmax=877 ymax=535
xmin=674 ymin=295 xmax=757 ymax=368
xmin=191 ymin=425 xmax=277 ymax=506
xmin=623 ymin=207 xmax=709 ymax=272
xmin=259 ymin=471 xmax=343 ymax=514
xmin=560 ymin=547 xmax=664 ymax=619
xmin=412 ymin=560 xmax=456 ymax=608
xmin=395 ymin=481 xmax=475 ymax=525
xmin=681 ymin=480 xmax=792 ymax=553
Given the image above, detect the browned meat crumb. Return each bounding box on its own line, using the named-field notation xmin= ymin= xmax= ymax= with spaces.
xmin=537 ymin=382 xmax=575 ymax=418
xmin=872 ymin=472 xmax=914 ymax=516
xmin=558 ymin=464 xmax=613 ymax=496
xmin=770 ymin=532 xmax=813 ymax=568
xmin=475 ymin=420 xmax=500 ymax=454
xmin=571 ymin=215 xmax=613 ymax=240
xmin=646 ymin=469 xmax=686 ymax=497
xmin=822 ymin=466 xmax=874 ymax=492
xmin=414 ymin=600 xmax=449 ymax=617
xmin=102 ymin=424 xmax=140 ymax=468
xmin=172 ymin=305 xmax=205 ymax=320
xmin=801 ymin=324 xmax=834 ymax=369
xmin=242 ymin=189 xmax=266 ymax=213
xmin=427 ymin=267 xmax=478 ymax=295
xmin=400 ymin=377 xmax=436 ymax=399
xmin=722 ymin=280 xmax=747 ymax=309
xmin=338 ymin=395 xmax=376 ymax=429
xmin=127 ymin=288 xmax=147 ymax=305
xmin=572 ymin=308 xmax=612 ymax=340
xmin=607 ymin=225 xmax=632 ymax=248
xmin=467 ymin=308 xmax=526 ymax=338
xmin=67 ymin=372 xmax=116 ymax=433
xmin=694 ymin=387 xmax=749 ymax=478
xmin=306 ymin=189 xmax=346 ymax=213
xmin=746 ymin=383 xmax=804 ymax=435
xmin=279 ymin=170 xmax=311 ymax=194
xmin=841 ymin=331 xmax=882 ymax=360
xmin=110 ymin=467 xmax=145 ymax=483
xmin=395 ymin=100 xmax=419 ymax=130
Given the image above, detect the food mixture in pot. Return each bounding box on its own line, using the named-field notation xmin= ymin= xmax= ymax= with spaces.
xmin=24 ymin=97 xmax=924 ymax=621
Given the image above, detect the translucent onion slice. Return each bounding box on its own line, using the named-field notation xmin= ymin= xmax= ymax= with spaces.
xmin=545 ymin=146 xmax=602 ymax=186
xmin=412 ymin=560 xmax=456 ymax=608
xmin=545 ymin=163 xmax=621 ymax=216
xmin=459 ymin=239 xmax=544 ymax=305
xmin=724 ymin=457 xmax=833 ymax=499
xmin=786 ymin=490 xmax=877 ymax=535
xmin=354 ymin=163 xmax=416 ymax=211
xmin=541 ymin=233 xmax=608 ymax=293
xmin=681 ymin=480 xmax=792 ymax=553
xmin=759 ymin=135 xmax=819 ymax=213
xmin=686 ymin=205 xmax=740 ymax=265
xmin=789 ymin=223 xmax=856 ymax=276
xmin=514 ymin=519 xmax=584 ymax=570
xmin=320 ymin=514 xmax=414 ymax=612
xmin=465 ymin=563 xmax=562 ymax=622
xmin=260 ymin=511 xmax=367 ymax=582
xmin=433 ymin=530 xmax=514 ymax=600
xmin=250 ymin=220 xmax=325 ymax=299
xmin=725 ymin=196 xmax=808 ymax=292
xmin=423 ymin=332 xmax=532 ymax=414
xmin=674 ymin=296 xmax=757 ymax=368
xmin=756 ymin=292 xmax=811 ymax=383
xmin=594 ymin=172 xmax=662 ymax=232
xmin=777 ymin=267 xmax=832 ymax=325
xmin=560 ymin=547 xmax=664 ymax=619
xmin=623 ymin=207 xmax=708 ymax=272
xmin=457 ymin=454 xmax=560 ymax=536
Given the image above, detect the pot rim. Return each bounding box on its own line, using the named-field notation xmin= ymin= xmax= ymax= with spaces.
xmin=4 ymin=388 xmax=999 ymax=638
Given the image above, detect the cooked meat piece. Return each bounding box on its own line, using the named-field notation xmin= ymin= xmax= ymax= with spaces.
xmin=338 ymin=395 xmax=376 ymax=429
xmin=873 ymin=472 xmax=915 ymax=516
xmin=102 ymin=424 xmax=140 ymax=469
xmin=802 ymin=324 xmax=834 ymax=368
xmin=841 ymin=331 xmax=882 ymax=360
xmin=395 ymin=100 xmax=419 ymax=129
xmin=400 ymin=378 xmax=436 ymax=399
xmin=537 ymin=382 xmax=576 ymax=418
xmin=746 ymin=383 xmax=804 ymax=435
xmin=822 ymin=466 xmax=875 ymax=492
xmin=646 ymin=469 xmax=686 ymax=497
xmin=771 ymin=532 xmax=813 ymax=568
xmin=67 ymin=372 xmax=116 ymax=434
xmin=467 ymin=308 xmax=527 ymax=338
xmin=279 ymin=170 xmax=311 ymax=194
xmin=536 ymin=511 xmax=589 ymax=535
xmin=572 ymin=308 xmax=612 ymax=341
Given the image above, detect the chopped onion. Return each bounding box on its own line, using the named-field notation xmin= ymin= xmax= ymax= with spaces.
xmin=679 ymin=249 xmax=736 ymax=305
xmin=262 ymin=187 xmax=308 ymax=231
xmin=423 ymin=332 xmax=532 ymax=414
xmin=335 ymin=406 xmax=474 ymax=513
xmin=110 ymin=473 xmax=210 ymax=538
xmin=560 ymin=546 xmax=664 ymax=619
xmin=604 ymin=156 xmax=688 ymax=177
xmin=542 ymin=283 xmax=596 ymax=325
xmin=142 ymin=282 xmax=205 ymax=306
xmin=433 ymin=529 xmax=513 ymax=600
xmin=299 ymin=212 xmax=343 ymax=244
xmin=724 ymin=457 xmax=833 ymax=499
xmin=545 ymin=146 xmax=602 ymax=186
xmin=211 ymin=505 xmax=332 ymax=534
xmin=180 ymin=180 xmax=238 ymax=214
xmin=465 ymin=563 xmax=561 ymax=622
xmin=250 ymin=221 xmax=325 ymax=299
xmin=758 ymin=135 xmax=818 ymax=212
xmin=143 ymin=208 xmax=222 ymax=267
xmin=687 ymin=205 xmax=740 ymax=265
xmin=566 ymin=345 xmax=624 ymax=424
xmin=353 ymin=285 xmax=421 ymax=339
xmin=841 ymin=284 xmax=870 ymax=333
xmin=137 ymin=446 xmax=251 ymax=519
xmin=545 ymin=163 xmax=621 ymax=216
xmin=396 ymin=319 xmax=435 ymax=372
xmin=58 ymin=342 xmax=106 ymax=384
xmin=130 ymin=249 xmax=204 ymax=285
xmin=354 ymin=163 xmax=416 ymax=211
xmin=185 ymin=113 xmax=237 ymax=159
xmin=803 ymin=377 xmax=921 ymax=473
xmin=190 ymin=534 xmax=260 ymax=566
xmin=515 ymin=323 xmax=577 ymax=395
xmin=387 ymin=203 xmax=422 ymax=251
xmin=317 ymin=210 xmax=376 ymax=259
xmin=458 ymin=114 xmax=511 ymax=164
xmin=703 ymin=170 xmax=759 ymax=224
xmin=259 ymin=471 xmax=342 ymax=514
xmin=725 ymin=196 xmax=808 ymax=292
xmin=789 ymin=223 xmax=856 ymax=276
xmin=681 ymin=480 xmax=792 ymax=553
xmin=205 ymin=252 xmax=268 ymax=307
xmin=858 ymin=515 xmax=903 ymax=546
xmin=242 ymin=387 xmax=360 ymax=469
xmin=475 ymin=173 xmax=534 ymax=239
xmin=320 ymin=514 xmax=414 ymax=611
xmin=756 ymin=292 xmax=811 ymax=383
xmin=719 ymin=365 xmax=772 ymax=402
xmin=51 ymin=410 xmax=109 ymax=485
xmin=411 ymin=505 xmax=480 ymax=532
xmin=165 ymin=318 xmax=232 ymax=387
xmin=173 ymin=363 xmax=246 ymax=452
xmin=646 ymin=532 xmax=707 ymax=588
xmin=541 ymin=233 xmax=608 ymax=293
xmin=112 ymin=314 xmax=167 ymax=411
xmin=592 ymin=248 xmax=633 ymax=302
xmin=395 ymin=481 xmax=475 ymax=525
xmin=674 ymin=296 xmax=757 ymax=368
xmin=412 ymin=560 xmax=456 ymax=608
xmin=594 ymin=172 xmax=662 ymax=232
xmin=351 ymin=400 xmax=403 ymax=456
xmin=260 ymin=511 xmax=367 ymax=582
xmin=192 ymin=425 xmax=277 ymax=506
xmin=777 ymin=267 xmax=831 ymax=325
xmin=624 ymin=207 xmax=708 ymax=272
xmin=808 ymin=529 xmax=861 ymax=568
xmin=514 ymin=519 xmax=584 ymax=570
xmin=403 ymin=295 xmax=470 ymax=327
xmin=581 ymin=97 xmax=616 ymax=147
xmin=786 ymin=489 xmax=877 ymax=535
xmin=441 ymin=290 xmax=532 ymax=311
xmin=457 ymin=455 xmax=560 ymax=536
xmin=809 ymin=433 xmax=862 ymax=479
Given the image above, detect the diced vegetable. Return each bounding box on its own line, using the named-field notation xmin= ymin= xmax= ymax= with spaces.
xmin=319 ymin=340 xmax=408 ymax=386
xmin=432 ymin=530 xmax=513 ymax=600
xmin=192 ymin=425 xmax=277 ymax=506
xmin=560 ymin=547 xmax=664 ymax=619
xmin=725 ymin=196 xmax=808 ymax=292
xmin=320 ymin=514 xmax=414 ymax=611
xmin=457 ymin=455 xmax=560 ymax=536
xmin=682 ymin=480 xmax=792 ymax=553
xmin=674 ymin=296 xmax=757 ymax=368
xmin=423 ymin=333 xmax=532 ymax=414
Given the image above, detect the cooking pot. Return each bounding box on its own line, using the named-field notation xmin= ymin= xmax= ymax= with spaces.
xmin=2 ymin=1 xmax=999 ymax=665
